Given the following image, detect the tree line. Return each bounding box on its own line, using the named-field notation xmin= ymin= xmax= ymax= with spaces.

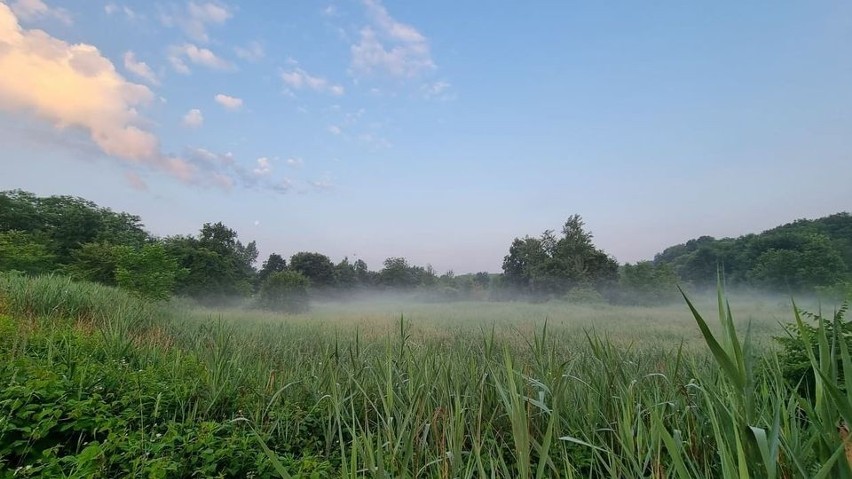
xmin=0 ymin=190 xmax=494 ymax=311
xmin=1 ymin=190 xmax=849 ymax=311
xmin=653 ymin=213 xmax=852 ymax=294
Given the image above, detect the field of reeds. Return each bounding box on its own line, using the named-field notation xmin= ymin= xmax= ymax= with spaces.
xmin=0 ymin=273 xmax=850 ymax=478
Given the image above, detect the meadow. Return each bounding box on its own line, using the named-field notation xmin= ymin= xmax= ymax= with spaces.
xmin=1 ymin=273 xmax=850 ymax=478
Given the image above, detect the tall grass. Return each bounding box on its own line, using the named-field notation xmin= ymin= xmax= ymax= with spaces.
xmin=1 ymin=272 xmax=850 ymax=477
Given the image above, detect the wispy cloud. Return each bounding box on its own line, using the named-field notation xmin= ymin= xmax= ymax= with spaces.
xmin=328 ymin=125 xmax=342 ymax=135
xmin=182 ymin=108 xmax=204 ymax=128
xmin=234 ymin=41 xmax=264 ymax=62
xmin=123 ymin=51 xmax=159 ymax=85
xmin=350 ymin=0 xmax=434 ymax=78
xmin=214 ymin=93 xmax=243 ymax=110
xmin=421 ymin=80 xmax=453 ymax=100
xmin=359 ymin=133 xmax=392 ymax=150
xmin=105 ymin=3 xmax=139 ymax=20
xmin=310 ymin=177 xmax=335 ymax=191
xmin=285 ymin=157 xmax=304 ymax=168
xmin=281 ymin=67 xmax=344 ymax=96
xmin=253 ymin=157 xmax=272 ymax=176
xmin=160 ymin=1 xmax=232 ymax=44
xmin=10 ymin=0 xmax=71 ymax=25
xmin=184 ymin=148 xmax=295 ymax=194
xmin=168 ymin=43 xmax=232 ymax=73
xmin=271 ymin=178 xmax=293 ymax=194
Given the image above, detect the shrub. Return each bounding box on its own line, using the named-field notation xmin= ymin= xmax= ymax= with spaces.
xmin=115 ymin=244 xmax=184 ymax=301
xmin=776 ymin=301 xmax=850 ymax=397
xmin=258 ymin=271 xmax=310 ymax=313
xmin=564 ymin=285 xmax=605 ymax=304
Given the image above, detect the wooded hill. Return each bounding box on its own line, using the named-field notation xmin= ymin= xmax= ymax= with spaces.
xmin=653 ymin=213 xmax=852 ymax=291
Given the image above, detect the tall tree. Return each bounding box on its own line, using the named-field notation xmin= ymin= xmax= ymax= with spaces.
xmin=501 ymin=215 xmax=617 ymax=299
xmin=256 ymin=253 xmax=287 ymax=290
xmin=379 ymin=257 xmax=427 ymax=289
xmin=164 ymin=222 xmax=257 ymax=302
xmin=289 ymin=252 xmax=337 ymax=289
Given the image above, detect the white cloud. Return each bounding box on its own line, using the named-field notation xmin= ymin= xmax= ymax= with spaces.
xmin=182 ymin=108 xmax=203 ymax=127
xmin=105 ymin=3 xmax=138 ymax=20
xmin=214 ymin=93 xmax=242 ymax=110
xmin=168 ymin=43 xmax=232 ymax=73
xmin=0 ymin=4 xmax=292 ymax=193
xmin=285 ymin=157 xmax=303 ymax=168
xmin=421 ymin=80 xmax=453 ymax=100
xmin=253 ymin=157 xmax=271 ymax=175
xmin=358 ymin=133 xmax=391 ymax=149
xmin=327 ymin=125 xmax=341 ymax=135
xmin=310 ymin=178 xmax=334 ymax=191
xmin=423 ymin=80 xmax=450 ymax=95
xmin=322 ymin=5 xmax=338 ymax=17
xmin=10 ymin=0 xmax=71 ymax=25
xmin=123 ymin=51 xmax=159 ymax=85
xmin=280 ymin=67 xmax=344 ymax=96
xmin=234 ymin=41 xmax=264 ymax=62
xmin=350 ymin=0 xmax=434 ymax=78
xmin=0 ymin=3 xmax=203 ymax=183
xmin=161 ymin=1 xmax=231 ymax=44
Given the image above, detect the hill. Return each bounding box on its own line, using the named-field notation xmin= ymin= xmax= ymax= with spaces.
xmin=654 ymin=212 xmax=852 ymax=291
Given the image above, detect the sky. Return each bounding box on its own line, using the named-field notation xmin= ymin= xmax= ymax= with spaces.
xmin=1 ymin=0 xmax=851 ymax=274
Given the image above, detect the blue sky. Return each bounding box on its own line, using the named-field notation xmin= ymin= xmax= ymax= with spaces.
xmin=1 ymin=0 xmax=851 ymax=273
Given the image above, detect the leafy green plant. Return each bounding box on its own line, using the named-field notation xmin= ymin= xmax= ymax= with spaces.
xmin=776 ymin=301 xmax=850 ymax=398
xmin=258 ymin=271 xmax=310 ymax=313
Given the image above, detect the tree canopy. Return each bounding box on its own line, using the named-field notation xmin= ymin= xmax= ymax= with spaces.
xmin=502 ymin=215 xmax=618 ymax=299
xmin=654 ymin=213 xmax=852 ymax=292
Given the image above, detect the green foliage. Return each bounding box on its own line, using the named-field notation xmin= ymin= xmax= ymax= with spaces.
xmin=0 ymin=273 xmax=164 ymax=332
xmin=164 ymin=223 xmax=257 ymax=303
xmin=258 ymin=271 xmax=310 ymax=313
xmin=656 ymin=212 xmax=852 ymax=291
xmin=564 ymin=285 xmax=605 ymax=304
xmin=0 ymin=325 xmax=330 ymax=478
xmin=0 ymin=230 xmax=55 ymax=275
xmin=334 ymin=257 xmax=357 ymax=291
xmin=0 ymin=190 xmax=148 ymax=266
xmin=64 ymin=241 xmax=119 ymax=285
xmin=289 ymin=252 xmax=337 ymax=290
xmin=115 ymin=243 xmax=184 ymax=300
xmin=776 ymin=302 xmax=851 ymax=398
xmin=502 ymin=215 xmax=618 ymax=299
xmin=378 ymin=257 xmax=434 ymax=289
xmin=619 ymin=261 xmax=679 ymax=305
xmin=257 ymin=253 xmax=287 ymax=291
xmin=4 ymin=272 xmax=852 ymax=477
xmin=748 ymin=233 xmax=847 ymax=290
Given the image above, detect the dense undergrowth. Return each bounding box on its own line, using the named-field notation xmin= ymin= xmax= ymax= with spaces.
xmin=0 ymin=273 xmax=850 ymax=477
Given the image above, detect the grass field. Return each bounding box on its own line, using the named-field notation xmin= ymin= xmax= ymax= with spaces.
xmin=187 ymin=292 xmax=798 ymax=349
xmin=1 ymin=274 xmax=850 ymax=478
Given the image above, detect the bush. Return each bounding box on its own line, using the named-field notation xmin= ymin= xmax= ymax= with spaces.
xmin=776 ymin=301 xmax=850 ymax=398
xmin=258 ymin=271 xmax=310 ymax=313
xmin=115 ymin=244 xmax=184 ymax=301
xmin=564 ymin=285 xmax=605 ymax=304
